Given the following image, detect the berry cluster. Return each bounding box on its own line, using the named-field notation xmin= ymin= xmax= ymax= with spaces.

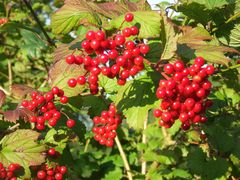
xmin=36 ymin=164 xmax=67 ymax=180
xmin=21 ymin=87 xmax=76 ymax=130
xmin=154 ymin=57 xmax=214 ymax=130
xmin=0 ymin=18 xmax=8 ymax=25
xmin=66 ymin=13 xmax=150 ymax=94
xmin=0 ymin=162 xmax=21 ymax=180
xmin=92 ymin=104 xmax=122 ymax=147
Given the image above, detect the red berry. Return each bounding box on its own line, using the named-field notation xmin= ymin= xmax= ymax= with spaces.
xmin=206 ymin=65 xmax=215 ymax=75
xmin=194 ymin=57 xmax=205 ymax=66
xmin=153 ymin=109 xmax=162 ymax=117
xmin=48 ymin=148 xmax=56 ymax=156
xmin=86 ymin=30 xmax=95 ymax=40
xmin=66 ymin=119 xmax=76 ymax=128
xmin=115 ymin=35 xmax=126 ymax=45
xmin=68 ymin=78 xmax=77 ymax=87
xmin=65 ymin=55 xmax=75 ymax=64
xmin=55 ymin=173 xmax=63 ymax=180
xmin=59 ymin=166 xmax=67 ymax=174
xmin=95 ymin=30 xmax=105 ymax=41
xmin=90 ymin=39 xmax=100 ymax=49
xmin=37 ymin=170 xmax=46 ymax=179
xmin=130 ymin=26 xmax=139 ymax=35
xmin=125 ymin=13 xmax=134 ymax=22
xmin=164 ymin=64 xmax=174 ymax=74
xmin=140 ymin=45 xmax=150 ymax=54
xmin=122 ymin=28 xmax=132 ymax=37
xmin=48 ymin=118 xmax=58 ymax=126
xmin=77 ymin=76 xmax=86 ymax=85
xmin=52 ymin=86 xmax=59 ymax=94
xmin=60 ymin=96 xmax=68 ymax=104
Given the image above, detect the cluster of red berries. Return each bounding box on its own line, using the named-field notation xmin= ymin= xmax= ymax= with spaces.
xmin=154 ymin=57 xmax=215 ymax=130
xmin=21 ymin=87 xmax=76 ymax=130
xmin=0 ymin=18 xmax=8 ymax=25
xmin=36 ymin=164 xmax=67 ymax=180
xmin=65 ymin=13 xmax=150 ymax=94
xmin=0 ymin=163 xmax=21 ymax=180
xmin=92 ymin=104 xmax=122 ymax=147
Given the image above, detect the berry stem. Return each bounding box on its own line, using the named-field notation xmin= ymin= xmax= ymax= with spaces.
xmin=115 ymin=135 xmax=133 ymax=180
xmin=161 ymin=72 xmax=170 ymax=80
xmin=22 ymin=0 xmax=56 ymax=47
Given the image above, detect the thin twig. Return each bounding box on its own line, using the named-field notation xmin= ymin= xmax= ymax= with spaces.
xmin=115 ymin=135 xmax=133 ymax=180
xmin=22 ymin=0 xmax=55 ymax=47
xmin=141 ymin=117 xmax=148 ymax=175
xmin=84 ymin=139 xmax=90 ymax=153
xmin=0 ymin=86 xmax=10 ymax=96
xmin=8 ymin=60 xmax=12 ymax=93
xmin=8 ymin=123 xmax=20 ymax=131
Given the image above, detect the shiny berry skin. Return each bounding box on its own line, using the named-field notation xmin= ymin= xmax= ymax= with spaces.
xmin=161 ymin=112 xmax=172 ymax=122
xmin=95 ymin=30 xmax=105 ymax=41
xmin=48 ymin=148 xmax=56 ymax=156
xmin=55 ymin=173 xmax=63 ymax=180
xmin=60 ymin=96 xmax=68 ymax=104
xmin=131 ymin=26 xmax=139 ymax=35
xmin=140 ymin=45 xmax=150 ymax=54
xmin=48 ymin=118 xmax=58 ymax=126
xmin=153 ymin=109 xmax=162 ymax=117
xmin=115 ymin=35 xmax=126 ymax=45
xmin=65 ymin=55 xmax=75 ymax=64
xmin=52 ymin=86 xmax=59 ymax=94
xmin=125 ymin=41 xmax=135 ymax=50
xmin=206 ymin=65 xmax=215 ymax=75
xmin=37 ymin=170 xmax=46 ymax=179
xmin=196 ymin=88 xmax=206 ymax=98
xmin=194 ymin=57 xmax=205 ymax=66
xmin=59 ymin=166 xmax=67 ymax=174
xmin=164 ymin=64 xmax=174 ymax=74
xmin=122 ymin=28 xmax=132 ymax=37
xmin=90 ymin=39 xmax=100 ymax=49
xmin=181 ymin=122 xmax=190 ymax=131
xmin=21 ymin=100 xmax=29 ymax=107
xmin=106 ymin=139 xmax=114 ymax=147
xmin=86 ymin=30 xmax=95 ymax=40
xmin=68 ymin=78 xmax=77 ymax=87
xmin=125 ymin=13 xmax=134 ymax=22
xmin=134 ymin=56 xmax=143 ymax=65
xmin=77 ymin=76 xmax=86 ymax=85
xmin=117 ymin=78 xmax=126 ymax=85
xmin=81 ymin=40 xmax=91 ymax=50
xmin=174 ymin=60 xmax=185 ymax=72
xmin=66 ymin=119 xmax=76 ymax=128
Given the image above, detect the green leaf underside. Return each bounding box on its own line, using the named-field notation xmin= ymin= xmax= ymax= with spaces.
xmin=109 ymin=11 xmax=162 ymax=39
xmin=0 ymin=129 xmax=46 ymax=177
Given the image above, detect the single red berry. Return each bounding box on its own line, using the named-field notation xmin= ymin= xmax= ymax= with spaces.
xmin=65 ymin=55 xmax=75 ymax=64
xmin=45 ymin=92 xmax=54 ymax=101
xmin=68 ymin=78 xmax=77 ymax=87
xmin=86 ymin=30 xmax=95 ymax=40
xmin=140 ymin=45 xmax=150 ymax=54
xmin=117 ymin=78 xmax=126 ymax=86
xmin=60 ymin=96 xmax=68 ymax=104
xmin=194 ymin=57 xmax=205 ymax=66
xmin=66 ymin=119 xmax=76 ymax=128
xmin=21 ymin=100 xmax=29 ymax=107
xmin=206 ymin=65 xmax=215 ymax=75
xmin=134 ymin=56 xmax=143 ymax=66
xmin=95 ymin=30 xmax=105 ymax=41
xmin=164 ymin=64 xmax=174 ymax=74
xmin=37 ymin=170 xmax=46 ymax=179
xmin=122 ymin=27 xmax=132 ymax=37
xmin=130 ymin=26 xmax=139 ymax=35
xmin=48 ymin=118 xmax=58 ymax=126
xmin=77 ymin=76 xmax=86 ymax=85
xmin=90 ymin=39 xmax=100 ymax=50
xmin=125 ymin=13 xmax=134 ymax=22
xmin=115 ymin=35 xmax=126 ymax=45
xmin=174 ymin=60 xmax=185 ymax=72
xmin=59 ymin=166 xmax=67 ymax=174
xmin=153 ymin=109 xmax=162 ymax=118
xmin=48 ymin=148 xmax=56 ymax=156
xmin=52 ymin=86 xmax=59 ymax=94
xmin=55 ymin=173 xmax=63 ymax=180
xmin=161 ymin=112 xmax=172 ymax=122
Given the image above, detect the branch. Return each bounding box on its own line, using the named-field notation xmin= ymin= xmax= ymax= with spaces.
xmin=115 ymin=135 xmax=133 ymax=180
xmin=22 ymin=0 xmax=56 ymax=47
xmin=8 ymin=60 xmax=12 ymax=93
xmin=141 ymin=117 xmax=148 ymax=175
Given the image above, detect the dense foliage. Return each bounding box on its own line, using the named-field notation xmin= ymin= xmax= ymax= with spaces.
xmin=0 ymin=0 xmax=240 ymax=179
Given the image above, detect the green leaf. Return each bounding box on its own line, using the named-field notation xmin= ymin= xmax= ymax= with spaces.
xmin=98 ymin=74 xmax=120 ymax=95
xmin=0 ymin=130 xmax=46 ymax=178
xmin=179 ymin=0 xmax=233 ymax=9
xmin=44 ymin=129 xmax=69 ymax=153
xmin=109 ymin=11 xmax=162 ymax=39
xmin=48 ymin=42 xmax=87 ymax=97
xmin=115 ymin=73 xmax=159 ymax=130
xmin=51 ymin=1 xmax=100 ymax=34
xmin=145 ymin=40 xmax=163 ymax=63
xmin=160 ymin=14 xmax=178 ymax=60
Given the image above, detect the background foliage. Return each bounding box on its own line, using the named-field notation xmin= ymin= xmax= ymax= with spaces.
xmin=0 ymin=0 xmax=240 ymax=179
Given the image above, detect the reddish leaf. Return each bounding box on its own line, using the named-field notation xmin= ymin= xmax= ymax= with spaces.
xmin=3 ymin=107 xmax=34 ymax=123
xmin=0 ymin=90 xmax=6 ymax=107
xmin=11 ymin=84 xmax=35 ymax=99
